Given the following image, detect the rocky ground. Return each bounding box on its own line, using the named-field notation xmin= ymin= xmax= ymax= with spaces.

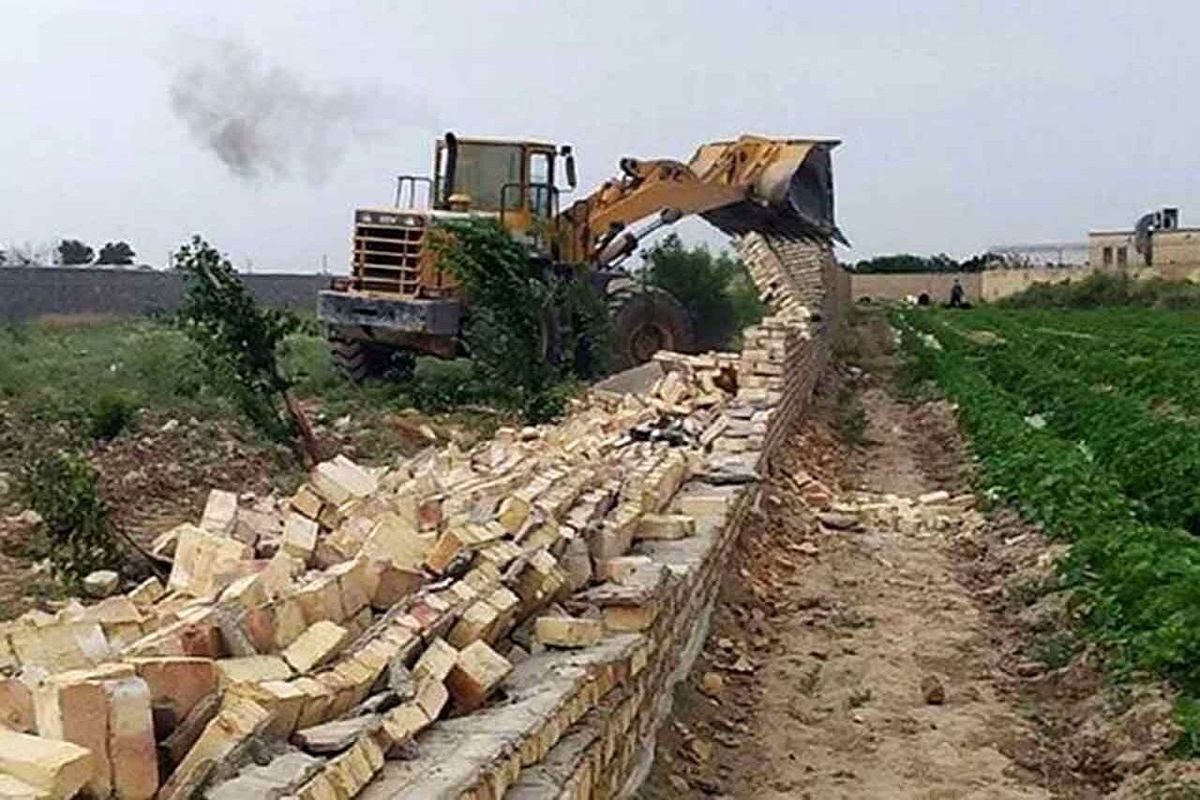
xmin=640 ymin=310 xmax=1196 ymax=799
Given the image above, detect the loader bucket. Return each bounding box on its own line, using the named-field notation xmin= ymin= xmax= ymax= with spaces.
xmin=691 ymin=137 xmax=846 ymax=244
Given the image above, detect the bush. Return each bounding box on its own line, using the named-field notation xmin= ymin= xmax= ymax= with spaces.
xmin=19 ymin=451 xmax=123 ymax=587
xmin=641 ymin=234 xmax=765 ymax=350
xmin=431 ymin=219 xmax=606 ymax=422
xmin=1001 ymin=271 xmax=1200 ymax=310
xmin=87 ymin=393 xmax=137 ymax=441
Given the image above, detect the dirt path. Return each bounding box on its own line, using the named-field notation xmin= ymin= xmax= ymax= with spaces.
xmin=728 ymin=386 xmax=1047 ymax=799
xmin=641 ymin=312 xmax=1191 ymax=799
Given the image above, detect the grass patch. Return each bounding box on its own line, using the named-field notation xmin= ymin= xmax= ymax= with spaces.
xmin=833 ymin=386 xmax=868 ymax=447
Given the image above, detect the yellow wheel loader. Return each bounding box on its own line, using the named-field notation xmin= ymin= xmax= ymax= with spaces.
xmin=317 ymin=132 xmax=844 ymax=381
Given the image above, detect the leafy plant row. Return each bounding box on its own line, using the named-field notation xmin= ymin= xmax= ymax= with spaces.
xmin=894 ymin=309 xmax=1200 ymax=753
xmin=928 ymin=315 xmax=1200 ymax=533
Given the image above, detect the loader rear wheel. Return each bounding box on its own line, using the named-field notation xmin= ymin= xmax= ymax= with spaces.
xmin=608 ymin=287 xmax=694 ymax=372
xmin=330 ymin=338 xmax=399 ymax=383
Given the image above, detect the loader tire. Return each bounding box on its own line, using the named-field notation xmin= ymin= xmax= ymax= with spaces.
xmin=608 ymin=286 xmax=694 ymax=372
xmin=330 ymin=338 xmax=393 ymax=383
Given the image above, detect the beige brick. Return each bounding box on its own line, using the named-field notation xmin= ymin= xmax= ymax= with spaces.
xmin=290 ymin=485 xmax=324 ymax=520
xmin=446 ymin=641 xmax=511 ymax=714
xmin=446 ymin=600 xmax=499 ymax=649
xmin=106 ymin=676 xmax=158 ymax=799
xmin=412 ymin=638 xmax=457 ymax=684
xmin=414 ymin=677 xmax=448 ymax=721
xmin=380 ymin=702 xmax=429 ymax=750
xmin=9 ymin=622 xmax=109 ymax=672
xmin=310 ymin=456 xmax=377 ymax=506
xmin=534 ymin=616 xmax=604 ymax=649
xmin=362 ymin=514 xmax=433 ymax=571
xmin=200 ymin=489 xmax=239 ymax=536
xmin=126 ymin=656 xmax=216 ymax=724
xmin=0 ymin=673 xmax=36 ymax=733
xmin=0 ymin=774 xmax=39 ymax=798
xmin=33 ymin=675 xmax=111 ymax=797
xmin=296 ymin=576 xmax=346 ymax=626
xmin=326 ymin=558 xmax=371 ymax=617
xmin=228 ymin=679 xmax=306 ymax=739
xmin=0 ymin=729 xmax=92 ymax=800
xmin=291 ymin=677 xmax=335 ymax=730
xmin=677 ymin=493 xmax=730 ymax=517
xmin=167 ymin=525 xmax=252 ymax=598
xmin=595 ymin=555 xmax=654 ymax=583
xmin=159 ymin=696 xmax=271 ymax=800
xmin=282 ymin=513 xmax=319 ymax=562
xmin=215 ymin=655 xmax=292 ymax=688
xmin=282 ymin=621 xmax=349 ymax=674
xmin=636 ymin=513 xmax=696 ymax=540
xmin=365 ymin=560 xmax=425 ymax=609
xmin=424 ymin=528 xmax=467 ymax=574
xmin=126 ymin=577 xmax=165 ymax=610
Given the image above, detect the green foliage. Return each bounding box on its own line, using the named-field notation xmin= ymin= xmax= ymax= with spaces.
xmin=641 ymin=234 xmax=764 ymax=349
xmin=430 ymin=219 xmax=604 ymax=423
xmin=833 ymin=386 xmax=868 ymax=447
xmin=87 ymin=393 xmax=137 ymax=441
xmin=96 ymin=241 xmax=136 ymax=266
xmin=57 ymin=239 xmax=94 ymax=266
xmin=1000 ymin=271 xmax=1200 ymax=310
xmin=175 ymin=236 xmax=300 ymax=446
xmin=19 ymin=451 xmax=122 ymax=587
xmin=850 ymin=251 xmax=1001 ymax=274
xmin=894 ymin=307 xmax=1200 ymax=753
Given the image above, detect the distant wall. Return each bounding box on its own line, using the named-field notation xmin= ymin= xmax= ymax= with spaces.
xmin=850 ymin=263 xmax=1200 ymax=305
xmin=850 ymin=271 xmax=982 ymax=304
xmin=0 ymin=267 xmax=329 ymax=321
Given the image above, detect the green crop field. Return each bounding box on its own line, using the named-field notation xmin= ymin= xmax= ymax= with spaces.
xmin=895 ymin=305 xmax=1200 ymax=751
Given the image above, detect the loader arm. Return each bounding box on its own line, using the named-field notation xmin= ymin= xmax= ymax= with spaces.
xmin=554 ymin=134 xmax=843 ymax=264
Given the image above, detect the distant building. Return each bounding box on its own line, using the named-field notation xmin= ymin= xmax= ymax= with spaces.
xmin=1088 ymin=208 xmax=1200 ymax=279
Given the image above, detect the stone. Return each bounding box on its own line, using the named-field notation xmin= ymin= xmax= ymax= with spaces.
xmin=282 ymin=621 xmax=349 ymax=674
xmin=445 ymin=640 xmax=512 ymax=714
xmin=698 ymin=671 xmax=724 ymax=698
xmin=0 ymin=729 xmax=92 ymax=800
xmin=595 ymin=555 xmax=654 ymax=584
xmin=311 ymin=457 xmax=378 ymax=506
xmin=205 ymin=751 xmax=322 ymax=800
xmin=200 ymin=489 xmax=239 ymax=536
xmin=918 ymin=490 xmax=951 ymax=505
xmin=818 ymin=511 xmax=860 ymax=530
xmin=534 ymin=616 xmax=603 ymax=649
xmin=82 ymin=569 xmax=120 ymax=598
xmin=921 ymin=674 xmax=945 ymax=705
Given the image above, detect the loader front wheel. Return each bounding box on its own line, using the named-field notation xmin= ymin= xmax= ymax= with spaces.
xmin=330 ymin=337 xmax=397 ymax=383
xmin=608 ymin=287 xmax=693 ymax=372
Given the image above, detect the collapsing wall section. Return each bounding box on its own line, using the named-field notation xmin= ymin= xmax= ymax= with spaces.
xmin=0 ymin=234 xmax=843 ymax=800
xmin=370 ymin=231 xmax=844 ymax=799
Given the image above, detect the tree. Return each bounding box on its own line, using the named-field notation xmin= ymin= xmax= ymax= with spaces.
xmin=175 ymin=236 xmax=321 ymax=466
xmin=57 ymin=239 xmax=94 ymax=266
xmin=641 ymin=234 xmax=765 ymax=350
xmin=96 ymin=241 xmax=136 ymax=266
xmin=851 ymin=253 xmax=959 ymax=274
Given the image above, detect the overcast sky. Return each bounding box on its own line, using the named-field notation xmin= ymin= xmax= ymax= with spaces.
xmin=3 ymin=0 xmax=1198 ymax=271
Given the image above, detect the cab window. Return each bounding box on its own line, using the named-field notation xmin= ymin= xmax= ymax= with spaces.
xmin=528 ymin=152 xmax=553 ymax=217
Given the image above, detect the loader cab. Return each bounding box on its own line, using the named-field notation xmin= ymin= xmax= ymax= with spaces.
xmin=433 ymin=133 xmax=577 ymax=252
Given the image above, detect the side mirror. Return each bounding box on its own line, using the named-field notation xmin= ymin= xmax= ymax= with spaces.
xmin=561 ymin=146 xmax=577 ymax=190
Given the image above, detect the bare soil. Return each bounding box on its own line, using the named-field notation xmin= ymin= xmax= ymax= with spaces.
xmin=640 ymin=310 xmax=1193 ymax=799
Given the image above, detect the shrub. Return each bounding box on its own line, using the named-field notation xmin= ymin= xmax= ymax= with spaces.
xmin=87 ymin=393 xmax=137 ymax=441
xmin=19 ymin=451 xmax=122 ymax=587
xmin=1001 ymin=271 xmax=1200 ymax=310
